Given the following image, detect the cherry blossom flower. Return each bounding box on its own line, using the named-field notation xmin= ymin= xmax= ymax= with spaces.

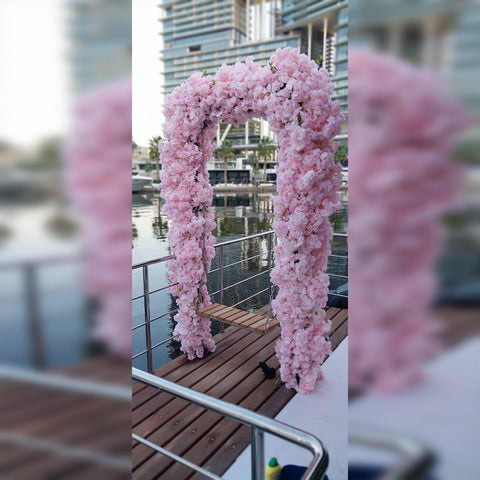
xmin=161 ymin=48 xmax=343 ymax=392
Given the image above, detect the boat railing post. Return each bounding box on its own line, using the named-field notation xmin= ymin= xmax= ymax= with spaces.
xmin=218 ymin=245 xmax=225 ymax=333
xmin=143 ymin=265 xmax=153 ymax=373
xmin=251 ymin=426 xmax=265 ymax=480
xmin=267 ymin=232 xmax=273 ymax=306
xmin=25 ymin=263 xmax=45 ymax=369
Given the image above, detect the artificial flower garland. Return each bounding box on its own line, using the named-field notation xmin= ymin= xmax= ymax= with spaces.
xmin=66 ymin=78 xmax=132 ymax=357
xmin=348 ymin=49 xmax=466 ymax=393
xmin=160 ymin=47 xmax=343 ymax=393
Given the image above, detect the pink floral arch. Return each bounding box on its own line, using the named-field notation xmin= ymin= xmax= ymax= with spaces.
xmin=160 ymin=48 xmax=343 ymax=394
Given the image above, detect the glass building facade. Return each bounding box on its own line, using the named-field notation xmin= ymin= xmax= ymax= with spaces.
xmin=159 ymin=0 xmax=349 ymax=156
xmin=280 ymin=0 xmax=348 ymax=116
xmin=160 ymin=0 xmax=301 ymax=93
xmin=68 ymin=0 xmax=132 ymax=93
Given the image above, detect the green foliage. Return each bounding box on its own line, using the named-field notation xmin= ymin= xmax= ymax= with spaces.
xmin=46 ymin=212 xmax=79 ymax=239
xmin=148 ymin=135 xmax=162 ymax=180
xmin=37 ymin=136 xmax=63 ymax=167
xmin=216 ymin=139 xmax=235 ymax=160
xmin=144 ymin=162 xmax=153 ymax=173
xmin=248 ymin=153 xmax=259 ymax=173
xmin=455 ymin=141 xmax=480 ymax=165
xmin=217 ymin=139 xmax=235 ymax=185
xmin=334 ymin=144 xmax=348 ymax=165
xmin=148 ymin=135 xmax=162 ymax=162
xmin=257 ymin=137 xmax=277 ymax=182
xmin=257 ymin=137 xmax=276 ymax=160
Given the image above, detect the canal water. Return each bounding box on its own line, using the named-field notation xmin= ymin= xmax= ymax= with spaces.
xmin=132 ymin=191 xmax=348 ymax=371
xmin=0 ymin=201 xmax=88 ymax=368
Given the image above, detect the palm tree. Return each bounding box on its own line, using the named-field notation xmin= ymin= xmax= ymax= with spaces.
xmin=334 ymin=144 xmax=348 ymax=166
xmin=257 ymin=137 xmax=276 ymax=182
xmin=148 ymin=135 xmax=162 ymax=180
xmin=216 ymin=139 xmax=235 ymax=186
xmin=247 ymin=153 xmax=259 ymax=185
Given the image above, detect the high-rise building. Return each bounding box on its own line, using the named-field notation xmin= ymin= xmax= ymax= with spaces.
xmin=160 ymin=0 xmax=302 ymax=93
xmin=159 ymin=0 xmax=348 ymax=182
xmin=349 ymin=0 xmax=479 ymax=117
xmin=280 ymin=1 xmax=348 ymax=112
xmin=68 ymin=0 xmax=131 ymax=93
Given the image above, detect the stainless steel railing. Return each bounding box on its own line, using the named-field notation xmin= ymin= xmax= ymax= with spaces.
xmin=132 ymin=230 xmax=348 ymax=372
xmin=0 ymin=365 xmax=131 ymax=471
xmin=0 ymin=255 xmax=83 ymax=369
xmin=349 ymin=425 xmax=436 ymax=480
xmin=132 ymin=367 xmax=329 ymax=480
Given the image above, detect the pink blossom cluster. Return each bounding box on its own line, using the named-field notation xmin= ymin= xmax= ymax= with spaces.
xmin=348 ymin=49 xmax=466 ymax=393
xmin=160 ymin=48 xmax=343 ymax=392
xmin=65 ymin=78 xmax=132 ymax=358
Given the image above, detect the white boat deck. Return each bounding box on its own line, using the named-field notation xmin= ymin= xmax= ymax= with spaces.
xmin=349 ymin=336 xmax=480 ymax=479
xmin=225 ymin=338 xmax=348 ymax=479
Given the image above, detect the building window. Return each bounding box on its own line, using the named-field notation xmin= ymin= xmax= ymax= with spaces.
xmin=188 ymin=45 xmax=201 ymax=53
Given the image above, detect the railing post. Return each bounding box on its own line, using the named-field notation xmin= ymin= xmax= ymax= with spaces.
xmin=251 ymin=426 xmax=265 ymax=480
xmin=219 ymin=245 xmax=224 ymax=304
xmin=25 ymin=263 xmax=45 ymax=369
xmin=143 ymin=265 xmax=153 ymax=373
xmin=218 ymin=245 xmax=225 ymax=333
xmin=267 ymin=232 xmax=273 ymax=304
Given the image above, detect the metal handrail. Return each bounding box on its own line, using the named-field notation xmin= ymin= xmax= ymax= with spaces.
xmin=1 ymin=255 xmax=84 ymax=369
xmin=132 ymin=367 xmax=329 ymax=480
xmin=0 ymin=365 xmax=131 ymax=402
xmin=132 ymin=231 xmax=348 ymax=370
xmin=349 ymin=425 xmax=436 ymax=480
xmin=0 ymin=365 xmax=131 ymax=471
xmin=213 ymin=230 xmax=276 ymax=248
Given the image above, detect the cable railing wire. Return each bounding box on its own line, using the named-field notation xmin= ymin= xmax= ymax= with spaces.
xmin=132 ymin=231 xmax=348 ymax=369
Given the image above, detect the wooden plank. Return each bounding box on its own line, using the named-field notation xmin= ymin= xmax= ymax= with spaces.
xmin=196 ymin=303 xmax=221 ymax=315
xmin=330 ymin=308 xmax=348 ymax=335
xmin=0 ymin=356 xmax=130 ymax=479
xmin=248 ymin=315 xmax=276 ymax=332
xmin=132 ymin=329 xmax=280 ymax=470
xmin=132 ymin=308 xmax=349 ymax=480
xmin=325 ymin=307 xmax=341 ymax=319
xmin=188 ymin=319 xmax=348 ymax=480
xmin=198 ymin=303 xmax=226 ymax=316
xmin=133 ymin=326 xmax=246 ymax=409
xmin=133 ymin=330 xmax=253 ymax=425
xmin=330 ymin=318 xmax=348 ymax=351
xmin=210 ymin=305 xmax=238 ymax=319
xmin=219 ymin=308 xmax=248 ymax=322
xmin=198 ymin=304 xmax=272 ymax=334
xmin=236 ymin=313 xmax=267 ymax=329
xmin=4 ymin=424 xmax=130 ymax=479
xmin=230 ymin=312 xmax=259 ymax=326
xmin=189 ymin=384 xmax=296 ymax=480
xmin=136 ymin=352 xmax=282 ymax=479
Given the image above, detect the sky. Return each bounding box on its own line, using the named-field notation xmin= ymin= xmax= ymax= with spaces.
xmin=0 ymin=0 xmax=163 ymax=148
xmin=0 ymin=0 xmax=68 ymax=148
xmin=132 ymin=0 xmax=165 ymax=146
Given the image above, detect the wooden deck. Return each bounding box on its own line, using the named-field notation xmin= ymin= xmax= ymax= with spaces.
xmin=197 ymin=303 xmax=280 ymax=333
xmin=132 ymin=306 xmax=348 ymax=479
xmin=0 ymin=356 xmax=131 ymax=480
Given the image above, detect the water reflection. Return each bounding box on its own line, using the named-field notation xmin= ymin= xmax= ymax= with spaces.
xmin=132 ymin=191 xmax=348 ymax=370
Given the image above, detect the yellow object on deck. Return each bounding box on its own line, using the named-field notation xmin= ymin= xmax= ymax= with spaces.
xmin=197 ymin=303 xmax=279 ymax=334
xmin=265 ymin=457 xmax=282 ymax=480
